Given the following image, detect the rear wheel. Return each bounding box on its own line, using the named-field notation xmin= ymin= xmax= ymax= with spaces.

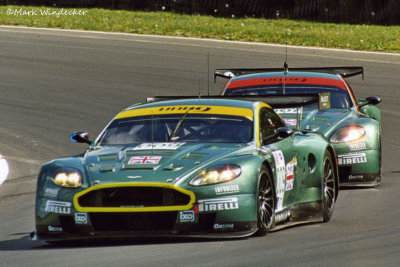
xmin=322 ymin=151 xmax=337 ymax=222
xmin=256 ymin=166 xmax=275 ymax=236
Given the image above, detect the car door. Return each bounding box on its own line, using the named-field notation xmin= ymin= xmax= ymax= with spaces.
xmin=259 ymin=107 xmax=298 ymax=212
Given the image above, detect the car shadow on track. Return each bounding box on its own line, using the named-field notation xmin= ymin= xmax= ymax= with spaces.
xmin=0 ymin=233 xmax=244 ymax=251
xmin=0 ymin=234 xmax=36 ymax=251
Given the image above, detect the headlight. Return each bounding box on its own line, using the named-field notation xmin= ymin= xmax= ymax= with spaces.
xmin=330 ymin=125 xmax=366 ymax=143
xmin=189 ymin=164 xmax=241 ymax=186
xmin=50 ymin=168 xmax=83 ymax=188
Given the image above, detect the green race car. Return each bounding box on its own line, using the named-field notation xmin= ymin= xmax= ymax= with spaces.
xmin=33 ymin=97 xmax=338 ymax=241
xmin=218 ymin=66 xmax=381 ymax=187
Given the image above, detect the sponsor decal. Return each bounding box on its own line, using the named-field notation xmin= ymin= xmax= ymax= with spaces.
xmin=275 ymin=210 xmax=291 ymax=223
xmin=215 ymin=184 xmax=240 ymax=195
xmin=213 ymin=223 xmax=234 ymax=230
xmin=272 ymin=150 xmax=285 ymax=212
xmin=349 ymin=175 xmax=364 ymax=180
xmin=179 ymin=210 xmax=195 ymax=223
xmin=48 ymin=226 xmax=63 ymax=232
xmin=349 ymin=143 xmax=366 ymax=151
xmin=117 ymin=106 xmax=253 ymax=121
xmin=75 ymin=213 xmax=88 ymax=225
xmin=158 ymin=106 xmax=211 ymax=112
xmin=45 ymin=200 xmax=71 ymax=214
xmin=272 ymin=150 xmax=285 ymax=167
xmin=198 ymin=197 xmax=239 ymax=212
xmin=133 ymin=142 xmax=185 ymax=150
xmin=319 ymin=92 xmax=331 ymax=109
xmin=284 ymin=119 xmax=297 ymax=126
xmin=128 ymin=155 xmax=162 ymax=165
xmin=44 ymin=188 xmax=59 ymax=198
xmin=285 ymin=156 xmax=297 ymax=191
xmin=338 ymin=153 xmax=367 ymax=165
xmin=274 ymin=108 xmax=298 ymax=114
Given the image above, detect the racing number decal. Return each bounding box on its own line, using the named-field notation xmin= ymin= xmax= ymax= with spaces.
xmin=285 ymin=156 xmax=297 ymax=191
xmin=272 ymin=150 xmax=285 ymax=212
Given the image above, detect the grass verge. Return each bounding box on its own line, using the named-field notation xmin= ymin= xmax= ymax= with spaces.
xmin=1 ymin=5 xmax=399 ymax=53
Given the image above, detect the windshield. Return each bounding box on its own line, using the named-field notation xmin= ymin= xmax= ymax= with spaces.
xmin=225 ymin=84 xmax=352 ymax=109
xmin=97 ymin=114 xmax=253 ymax=145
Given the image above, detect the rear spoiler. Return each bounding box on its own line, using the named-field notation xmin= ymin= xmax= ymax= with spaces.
xmin=214 ymin=66 xmax=364 ymax=81
xmin=146 ymin=93 xmax=329 ymax=109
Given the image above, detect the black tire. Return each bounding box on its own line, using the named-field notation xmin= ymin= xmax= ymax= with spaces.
xmin=322 ymin=151 xmax=337 ymax=222
xmin=256 ymin=166 xmax=275 ymax=236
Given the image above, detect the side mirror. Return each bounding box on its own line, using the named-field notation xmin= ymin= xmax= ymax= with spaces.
xmin=358 ymin=96 xmax=381 ymax=108
xmin=277 ymin=127 xmax=294 ymax=139
xmin=70 ymin=131 xmax=92 ymax=145
xmin=262 ymin=127 xmax=293 ymax=145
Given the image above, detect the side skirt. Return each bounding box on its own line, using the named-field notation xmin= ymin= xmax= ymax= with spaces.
xmin=271 ymin=201 xmax=323 ymax=232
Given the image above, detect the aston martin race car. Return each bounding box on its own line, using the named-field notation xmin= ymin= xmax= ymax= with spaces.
xmin=33 ymin=97 xmax=338 ymax=242
xmin=217 ymin=66 xmax=381 ymax=187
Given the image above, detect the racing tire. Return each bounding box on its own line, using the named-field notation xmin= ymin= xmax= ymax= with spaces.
xmin=322 ymin=151 xmax=337 ymax=222
xmin=256 ymin=166 xmax=275 ymax=236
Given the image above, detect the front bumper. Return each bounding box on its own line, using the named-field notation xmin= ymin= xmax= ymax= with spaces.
xmin=35 ymin=183 xmax=259 ymax=241
xmin=335 ymin=149 xmax=381 ymax=187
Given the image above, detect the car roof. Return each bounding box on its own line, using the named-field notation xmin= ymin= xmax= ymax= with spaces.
xmin=124 ymin=98 xmax=259 ymax=111
xmin=115 ymin=98 xmax=268 ymax=121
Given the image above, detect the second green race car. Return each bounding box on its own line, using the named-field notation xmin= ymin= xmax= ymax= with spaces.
xmin=218 ymin=66 xmax=381 ymax=187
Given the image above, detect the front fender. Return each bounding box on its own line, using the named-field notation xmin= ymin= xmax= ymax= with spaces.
xmin=327 ymin=117 xmax=380 ymax=150
xmin=36 ymin=157 xmax=88 ymax=196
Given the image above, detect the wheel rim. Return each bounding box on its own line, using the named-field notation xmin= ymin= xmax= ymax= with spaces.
xmin=258 ymin=175 xmax=274 ymax=229
xmin=323 ymin=157 xmax=336 ymax=212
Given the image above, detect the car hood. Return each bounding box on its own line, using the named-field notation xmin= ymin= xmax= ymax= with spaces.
xmin=81 ymin=142 xmax=251 ymax=185
xmin=276 ymin=108 xmax=352 ymax=136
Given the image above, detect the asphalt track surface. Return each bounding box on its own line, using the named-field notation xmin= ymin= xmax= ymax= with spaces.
xmin=0 ymin=26 xmax=399 ymax=267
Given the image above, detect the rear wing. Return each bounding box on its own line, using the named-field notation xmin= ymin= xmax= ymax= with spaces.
xmin=146 ymin=93 xmax=329 ymax=109
xmin=214 ymin=66 xmax=364 ymax=81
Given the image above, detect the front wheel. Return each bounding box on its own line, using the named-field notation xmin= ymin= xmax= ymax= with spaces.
xmin=256 ymin=166 xmax=275 ymax=236
xmin=322 ymin=151 xmax=337 ymax=222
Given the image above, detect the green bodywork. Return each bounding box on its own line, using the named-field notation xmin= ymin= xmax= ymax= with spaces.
xmin=34 ymin=98 xmax=337 ymax=241
xmin=278 ymin=106 xmax=380 ymax=185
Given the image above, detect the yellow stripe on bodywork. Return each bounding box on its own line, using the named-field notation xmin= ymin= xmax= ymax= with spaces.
xmin=116 ymin=105 xmax=253 ymax=121
xmin=73 ymin=182 xmax=195 ymax=212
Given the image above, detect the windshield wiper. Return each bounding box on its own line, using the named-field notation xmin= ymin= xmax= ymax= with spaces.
xmin=168 ymin=111 xmax=189 ymax=142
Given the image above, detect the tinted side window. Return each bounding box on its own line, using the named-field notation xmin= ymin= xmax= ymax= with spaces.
xmin=259 ymin=107 xmax=285 ymax=141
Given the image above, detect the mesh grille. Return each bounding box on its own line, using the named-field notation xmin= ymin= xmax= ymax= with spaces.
xmin=77 ymin=186 xmax=191 ymax=208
